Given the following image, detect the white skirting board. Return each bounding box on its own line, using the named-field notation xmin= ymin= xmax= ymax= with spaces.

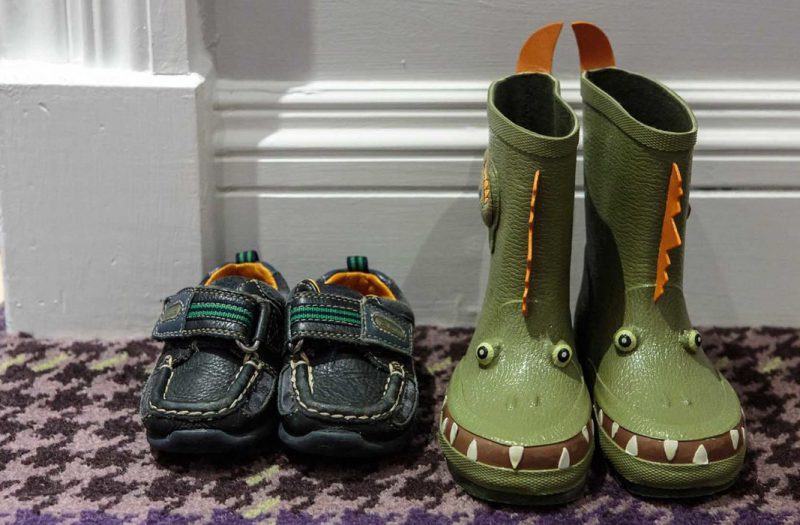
xmin=213 ymin=79 xmax=800 ymax=329
xmin=214 ymin=79 xmax=800 ymax=190
xmin=3 ymin=76 xmax=799 ymax=337
xmin=219 ymin=190 xmax=800 ymax=328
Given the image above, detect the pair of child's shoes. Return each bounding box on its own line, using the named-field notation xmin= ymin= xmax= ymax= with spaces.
xmin=439 ymin=22 xmax=745 ymax=504
xmin=140 ymin=252 xmax=417 ymax=458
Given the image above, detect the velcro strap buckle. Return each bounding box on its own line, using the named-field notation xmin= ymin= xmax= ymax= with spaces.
xmin=153 ymin=287 xmax=278 ymax=353
xmin=288 ymin=293 xmax=413 ymax=356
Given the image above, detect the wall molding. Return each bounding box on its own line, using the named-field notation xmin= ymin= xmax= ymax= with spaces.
xmin=0 ymin=0 xmax=193 ymax=73
xmin=214 ymin=79 xmax=800 ymax=190
xmin=0 ymin=1 xmax=214 ymax=338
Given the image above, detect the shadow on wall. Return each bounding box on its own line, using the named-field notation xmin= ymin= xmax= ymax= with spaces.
xmin=684 ymin=205 xmax=737 ymax=324
xmin=403 ymin=162 xmax=488 ymax=326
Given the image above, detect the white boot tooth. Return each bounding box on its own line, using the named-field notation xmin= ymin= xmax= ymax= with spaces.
xmin=440 ymin=417 xmax=449 ymax=435
xmin=730 ymin=429 xmax=740 ymax=450
xmin=509 ymin=446 xmax=524 ymax=469
xmin=558 ymin=447 xmax=571 ymax=469
xmin=467 ymin=439 xmax=478 ymax=462
xmin=611 ymin=422 xmax=620 ymax=439
xmin=449 ymin=422 xmax=458 ymax=444
xmin=598 ymin=409 xmax=604 ymax=426
xmin=581 ymin=425 xmax=590 ymax=443
xmin=590 ymin=418 xmax=594 ymax=434
xmin=741 ymin=427 xmax=746 ymax=447
xmin=693 ymin=444 xmax=709 ymax=465
xmin=663 ymin=439 xmax=679 ymax=462
xmin=625 ymin=435 xmax=638 ymax=456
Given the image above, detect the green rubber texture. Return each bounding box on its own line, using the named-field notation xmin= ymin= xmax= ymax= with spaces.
xmin=443 ymin=72 xmax=591 ymax=454
xmin=439 ymin=432 xmax=591 ymax=505
xmin=598 ymin=423 xmax=744 ymax=498
xmin=575 ymin=66 xmax=744 ymax=450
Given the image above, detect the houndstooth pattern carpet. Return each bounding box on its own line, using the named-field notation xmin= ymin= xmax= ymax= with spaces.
xmin=0 ymin=325 xmax=798 ymax=524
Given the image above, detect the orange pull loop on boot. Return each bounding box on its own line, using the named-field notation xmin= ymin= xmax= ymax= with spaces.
xmin=571 ymin=21 xmax=615 ymax=71
xmin=516 ymin=22 xmax=563 ymax=73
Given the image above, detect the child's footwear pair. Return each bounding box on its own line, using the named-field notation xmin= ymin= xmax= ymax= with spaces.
xmin=140 ymin=252 xmax=418 ymax=457
xmin=440 ymin=22 xmax=745 ymax=504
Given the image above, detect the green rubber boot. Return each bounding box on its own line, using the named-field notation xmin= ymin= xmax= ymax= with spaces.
xmin=439 ymin=23 xmax=593 ymax=505
xmin=571 ymin=22 xmax=745 ymax=498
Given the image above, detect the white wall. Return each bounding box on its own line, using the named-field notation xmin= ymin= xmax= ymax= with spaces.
xmin=210 ymin=0 xmax=800 ymax=82
xmin=1 ymin=1 xmax=798 ymax=337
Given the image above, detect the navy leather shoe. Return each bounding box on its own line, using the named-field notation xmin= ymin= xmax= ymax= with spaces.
xmin=140 ymin=250 xmax=289 ymax=454
xmin=278 ymin=256 xmax=418 ymax=457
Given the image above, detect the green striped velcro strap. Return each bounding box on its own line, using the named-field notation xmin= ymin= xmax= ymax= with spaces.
xmin=152 ymin=286 xmax=274 ymax=348
xmin=288 ymin=293 xmax=362 ymax=345
xmin=346 ymin=255 xmax=369 ymax=273
xmin=288 ymin=293 xmax=413 ymax=356
xmin=289 ymin=305 xmax=361 ymax=326
xmin=235 ymin=250 xmax=260 ymax=264
xmin=186 ymin=302 xmax=254 ymax=327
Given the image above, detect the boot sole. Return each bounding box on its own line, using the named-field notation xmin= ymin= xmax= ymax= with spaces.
xmin=278 ymin=423 xmax=413 ymax=458
xmin=598 ymin=422 xmax=745 ymax=498
xmin=147 ymin=423 xmax=275 ymax=455
xmin=439 ymin=432 xmax=591 ymax=505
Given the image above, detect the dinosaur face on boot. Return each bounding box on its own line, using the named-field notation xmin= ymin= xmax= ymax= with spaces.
xmin=474 ymin=338 xmax=573 ymax=370
xmin=612 ymin=325 xmax=702 ymax=355
xmin=591 ymin=287 xmax=740 ymax=442
xmin=442 ymin=315 xmax=592 ymax=476
xmin=450 ymin=299 xmax=587 ymax=449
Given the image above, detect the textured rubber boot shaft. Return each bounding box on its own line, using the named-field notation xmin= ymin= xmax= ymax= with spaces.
xmin=575 ymin=63 xmax=744 ymax=491
xmin=444 ymin=72 xmax=591 ymax=448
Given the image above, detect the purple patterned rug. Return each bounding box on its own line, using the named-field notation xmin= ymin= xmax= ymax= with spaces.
xmin=0 ymin=326 xmax=798 ymax=524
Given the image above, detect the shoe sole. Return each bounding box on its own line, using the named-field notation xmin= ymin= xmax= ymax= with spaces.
xmin=278 ymin=423 xmax=413 ymax=458
xmin=598 ymin=422 xmax=745 ymax=498
xmin=438 ymin=432 xmax=592 ymax=506
xmin=146 ymin=423 xmax=275 ymax=454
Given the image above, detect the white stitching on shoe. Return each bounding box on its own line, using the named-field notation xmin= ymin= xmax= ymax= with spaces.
xmin=149 ymin=360 xmax=262 ymax=417
xmin=290 ymin=358 xmax=405 ymax=421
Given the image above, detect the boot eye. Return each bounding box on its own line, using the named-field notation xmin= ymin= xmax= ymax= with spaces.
xmin=476 ymin=343 xmax=496 ymax=366
xmin=551 ymin=342 xmax=573 ymax=367
xmin=682 ymin=329 xmax=702 ymax=353
xmin=613 ymin=328 xmax=638 ymax=352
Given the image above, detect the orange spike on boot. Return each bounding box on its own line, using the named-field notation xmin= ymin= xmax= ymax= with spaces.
xmin=654 ymin=163 xmax=684 ymax=301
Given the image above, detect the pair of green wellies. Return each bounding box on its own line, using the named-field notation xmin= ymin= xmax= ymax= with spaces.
xmin=438 ymin=22 xmax=746 ymax=504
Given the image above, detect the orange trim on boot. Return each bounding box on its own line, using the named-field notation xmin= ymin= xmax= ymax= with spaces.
xmin=516 ymin=22 xmax=563 ymax=74
xmin=654 ymin=163 xmax=684 ymax=301
xmin=571 ymin=21 xmax=616 ymax=71
xmin=522 ymin=170 xmax=540 ymax=317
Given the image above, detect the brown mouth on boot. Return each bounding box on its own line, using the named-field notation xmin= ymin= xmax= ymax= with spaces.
xmin=440 ymin=403 xmax=593 ymax=470
xmin=595 ymin=406 xmax=746 ymax=464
